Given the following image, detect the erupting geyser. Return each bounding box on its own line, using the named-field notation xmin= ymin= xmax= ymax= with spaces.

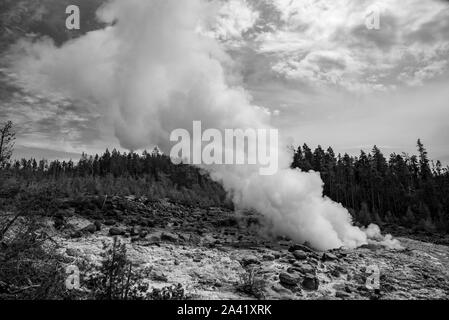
xmin=7 ymin=0 xmax=401 ymax=250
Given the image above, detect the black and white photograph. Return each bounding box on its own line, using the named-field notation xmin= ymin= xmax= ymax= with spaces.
xmin=0 ymin=0 xmax=449 ymax=308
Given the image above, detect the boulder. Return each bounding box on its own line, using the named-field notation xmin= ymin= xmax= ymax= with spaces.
xmin=130 ymin=227 xmax=140 ymax=236
xmin=70 ymin=231 xmax=82 ymax=239
xmin=139 ymin=229 xmax=149 ymax=238
xmin=112 ymin=209 xmax=122 ymax=217
xmin=144 ymin=235 xmax=161 ymax=246
xmin=104 ymin=220 xmax=116 ymax=226
xmin=161 ymin=232 xmax=178 ymax=243
xmin=292 ymin=262 xmax=315 ymax=275
xmin=270 ymin=283 xmax=294 ymax=298
xmin=241 ymin=255 xmax=260 ymax=267
xmin=289 ymin=243 xmax=314 ymax=253
xmin=322 ymin=252 xmax=338 ymax=262
xmin=292 ymin=250 xmax=308 ymax=260
xmin=279 ymin=272 xmax=300 ymax=286
xmin=263 ymin=254 xmax=275 ymax=261
xmin=65 ymin=248 xmax=81 ymax=257
xmin=109 ymin=227 xmax=126 ymax=236
xmin=302 ymin=274 xmax=319 ymax=290
xmin=151 ymin=271 xmax=168 ymax=282
xmin=81 ymin=224 xmax=97 ymax=234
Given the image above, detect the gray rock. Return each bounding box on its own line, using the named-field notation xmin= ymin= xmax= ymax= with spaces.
xmin=271 ymin=283 xmax=293 ymax=295
xmin=131 ymin=236 xmax=140 ymax=243
xmin=289 ymin=243 xmax=314 ymax=253
xmin=109 ymin=227 xmax=126 ymax=236
xmin=70 ymin=231 xmax=82 ymax=239
xmin=292 ymin=262 xmax=315 ymax=275
xmin=161 ymin=232 xmax=178 ymax=243
xmin=104 ymin=220 xmax=116 ymax=226
xmin=292 ymin=250 xmax=308 ymax=260
xmin=302 ymin=273 xmax=319 ymax=290
xmin=139 ymin=229 xmax=149 ymax=238
xmin=279 ymin=272 xmax=300 ymax=286
xmin=263 ymin=254 xmax=275 ymax=261
xmin=81 ymin=224 xmax=97 ymax=234
xmin=241 ymin=255 xmax=260 ymax=267
xmin=143 ymin=235 xmax=161 ymax=246
xmin=336 ymin=290 xmax=351 ymax=299
xmin=149 ymin=235 xmax=161 ymax=242
xmin=322 ymin=252 xmax=338 ymax=262
xmin=151 ymin=271 xmax=168 ymax=282
xmin=273 ymin=252 xmax=281 ymax=259
xmin=130 ymin=227 xmax=140 ymax=236
xmin=65 ymin=248 xmax=81 ymax=257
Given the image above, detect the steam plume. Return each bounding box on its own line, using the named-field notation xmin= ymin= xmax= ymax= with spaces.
xmin=6 ymin=0 xmax=399 ymax=250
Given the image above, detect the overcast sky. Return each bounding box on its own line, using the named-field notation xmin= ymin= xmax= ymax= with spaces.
xmin=1 ymin=0 xmax=449 ymax=163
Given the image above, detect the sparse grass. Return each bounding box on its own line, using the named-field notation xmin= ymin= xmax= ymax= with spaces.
xmin=238 ymin=267 xmax=267 ymax=300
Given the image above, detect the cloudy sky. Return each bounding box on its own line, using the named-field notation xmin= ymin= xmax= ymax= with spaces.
xmin=1 ymin=0 xmax=449 ymax=162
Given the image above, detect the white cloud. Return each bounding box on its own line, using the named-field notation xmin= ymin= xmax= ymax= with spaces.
xmin=240 ymin=0 xmax=449 ymax=92
xmin=203 ymin=0 xmax=259 ymax=44
xmin=3 ymin=0 xmax=449 ymax=165
xmin=399 ymin=60 xmax=448 ymax=86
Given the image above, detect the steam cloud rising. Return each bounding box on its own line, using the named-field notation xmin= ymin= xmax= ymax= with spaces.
xmin=7 ymin=0 xmax=401 ymax=250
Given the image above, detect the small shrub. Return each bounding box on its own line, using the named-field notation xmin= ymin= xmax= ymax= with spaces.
xmin=238 ymin=267 xmax=266 ymax=299
xmin=0 ymin=217 xmax=70 ymax=300
xmin=83 ymin=237 xmax=151 ymax=300
xmin=149 ymin=283 xmax=187 ymax=300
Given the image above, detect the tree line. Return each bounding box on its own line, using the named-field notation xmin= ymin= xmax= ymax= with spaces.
xmin=1 ymin=121 xmax=448 ymax=231
xmin=0 ymin=122 xmax=228 ymax=206
xmin=291 ymin=140 xmax=449 ymax=232
xmin=7 ymin=147 xmax=221 ymax=189
xmin=0 ymin=147 xmax=229 ymax=207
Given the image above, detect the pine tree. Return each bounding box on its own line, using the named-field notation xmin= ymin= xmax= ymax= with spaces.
xmin=0 ymin=121 xmax=15 ymax=167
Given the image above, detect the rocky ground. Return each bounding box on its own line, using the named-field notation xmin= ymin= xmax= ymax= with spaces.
xmin=16 ymin=196 xmax=449 ymax=300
